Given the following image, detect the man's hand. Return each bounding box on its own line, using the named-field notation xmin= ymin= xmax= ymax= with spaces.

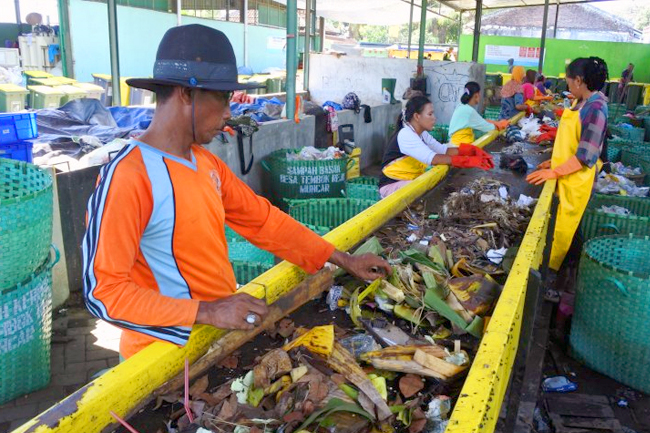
xmin=329 ymin=250 xmax=392 ymax=281
xmin=196 ymin=293 xmax=269 ymax=330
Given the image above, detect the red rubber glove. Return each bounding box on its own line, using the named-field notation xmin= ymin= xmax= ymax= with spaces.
xmin=451 ymin=155 xmax=492 ymax=170
xmin=458 ymin=144 xmax=495 ymax=169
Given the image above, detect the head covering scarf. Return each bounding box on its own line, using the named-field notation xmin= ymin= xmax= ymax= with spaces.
xmin=501 ymin=66 xmax=525 ymax=98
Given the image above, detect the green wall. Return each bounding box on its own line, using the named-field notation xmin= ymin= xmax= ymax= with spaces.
xmin=0 ymin=23 xmax=32 ymax=46
xmin=459 ymin=35 xmax=650 ymax=82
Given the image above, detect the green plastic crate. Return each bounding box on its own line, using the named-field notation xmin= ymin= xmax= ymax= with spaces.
xmin=571 ymin=235 xmax=650 ymax=394
xmin=0 ymin=158 xmax=53 ymax=289
xmin=231 ymin=261 xmax=273 ymax=285
xmin=581 ymin=195 xmax=650 ymax=241
xmin=621 ymin=149 xmax=650 ymax=184
xmin=345 ymin=177 xmax=380 ymax=202
xmin=224 ymin=226 xmax=274 ymax=266
xmin=0 ymin=247 xmax=58 ymax=404
xmin=611 ymin=124 xmax=645 ymax=142
xmin=262 ymin=149 xmax=350 ymax=208
xmin=429 ymin=125 xmax=449 ymax=143
xmin=483 ymin=107 xmax=500 ymax=121
xmin=288 ymin=198 xmax=376 ymax=234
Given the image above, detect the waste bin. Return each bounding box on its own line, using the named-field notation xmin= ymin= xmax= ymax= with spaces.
xmin=28 ymin=85 xmax=64 ymax=109
xmin=571 ymin=235 xmax=650 ymax=394
xmin=0 ymin=84 xmax=29 ymax=112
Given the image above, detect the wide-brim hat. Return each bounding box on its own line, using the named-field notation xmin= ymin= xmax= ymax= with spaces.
xmin=127 ymin=24 xmax=261 ymax=92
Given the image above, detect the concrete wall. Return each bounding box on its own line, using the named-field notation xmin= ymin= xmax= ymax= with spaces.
xmin=68 ymin=0 xmax=286 ymax=82
xmin=337 ymin=103 xmax=402 ymax=169
xmin=308 ymin=54 xmax=485 ymax=125
xmin=204 ymin=115 xmax=316 ymax=194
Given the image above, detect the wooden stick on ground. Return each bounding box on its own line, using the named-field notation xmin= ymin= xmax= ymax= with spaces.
xmin=156 ymin=269 xmax=334 ymax=396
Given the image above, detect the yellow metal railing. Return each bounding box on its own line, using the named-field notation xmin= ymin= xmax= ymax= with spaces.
xmin=14 ymin=113 xmax=525 ymax=433
xmin=446 ymin=179 xmax=557 ymax=433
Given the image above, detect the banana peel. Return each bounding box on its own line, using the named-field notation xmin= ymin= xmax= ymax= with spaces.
xmin=380 ymin=280 xmax=405 ymax=303
xmin=326 ymin=341 xmax=393 ymax=420
xmin=360 ymin=344 xmax=447 ymax=362
xmin=447 ymin=275 xmax=500 ymax=315
xmin=393 ymin=304 xmax=422 ymax=326
xmin=283 ymin=325 xmax=334 ymax=357
xmin=452 ymin=257 xmax=504 ymax=277
xmin=423 ymin=286 xmax=484 ymax=338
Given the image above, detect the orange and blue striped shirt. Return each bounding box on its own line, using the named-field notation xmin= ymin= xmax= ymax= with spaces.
xmin=82 ymin=140 xmax=335 ymax=358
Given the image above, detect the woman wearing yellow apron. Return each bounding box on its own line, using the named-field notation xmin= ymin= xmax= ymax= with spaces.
xmin=449 ymin=82 xmax=510 ymax=145
xmin=379 ymin=95 xmax=494 ymax=198
xmin=527 ymin=57 xmax=609 ymax=280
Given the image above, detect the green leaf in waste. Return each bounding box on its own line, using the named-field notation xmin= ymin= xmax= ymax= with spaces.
xmin=297 ymin=398 xmax=373 ymax=432
xmin=400 ymin=249 xmax=449 ymax=277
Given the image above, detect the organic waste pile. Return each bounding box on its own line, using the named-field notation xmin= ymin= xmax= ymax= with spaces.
xmin=150 ymin=178 xmax=536 ymax=433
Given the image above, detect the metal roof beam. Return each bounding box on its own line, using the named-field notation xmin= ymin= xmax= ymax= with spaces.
xmin=399 ymin=0 xmax=458 ymax=20
xmin=450 ymin=0 xmax=611 ymax=11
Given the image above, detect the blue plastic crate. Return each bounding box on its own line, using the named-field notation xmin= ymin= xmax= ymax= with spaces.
xmin=0 ymin=113 xmax=38 ymax=145
xmin=0 ymin=141 xmax=34 ymax=162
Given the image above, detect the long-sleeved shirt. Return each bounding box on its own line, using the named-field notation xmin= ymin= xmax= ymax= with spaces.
xmin=448 ymin=104 xmax=495 ymax=136
xmin=575 ymin=92 xmax=608 ymax=167
xmin=379 ymin=126 xmax=448 ymax=187
xmin=82 ymin=140 xmax=335 ymax=358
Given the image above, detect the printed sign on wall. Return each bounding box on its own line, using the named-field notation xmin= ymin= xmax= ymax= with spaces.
xmin=485 ymin=44 xmax=544 ymax=68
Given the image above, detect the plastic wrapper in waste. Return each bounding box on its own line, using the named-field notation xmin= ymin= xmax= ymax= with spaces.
xmin=595 ymin=172 xmax=649 ymax=197
xmin=286 ymin=146 xmax=345 ymax=161
xmin=541 ymin=376 xmax=578 ymax=393
xmin=339 ymin=333 xmax=381 ymax=360
xmin=599 ymin=205 xmax=633 ymax=216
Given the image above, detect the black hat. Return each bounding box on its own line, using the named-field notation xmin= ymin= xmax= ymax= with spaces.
xmin=127 ymin=24 xmax=259 ymax=92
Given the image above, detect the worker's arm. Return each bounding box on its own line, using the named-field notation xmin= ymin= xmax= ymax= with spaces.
xmin=83 ymin=159 xmax=199 ymax=331
xmin=514 ymin=93 xmax=529 ymax=111
xmin=215 ymin=155 xmax=390 ymax=279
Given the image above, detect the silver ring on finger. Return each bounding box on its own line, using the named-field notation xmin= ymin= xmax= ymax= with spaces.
xmin=246 ymin=313 xmax=258 ymax=325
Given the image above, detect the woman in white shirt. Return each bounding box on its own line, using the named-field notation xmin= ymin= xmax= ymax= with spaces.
xmin=379 ymin=96 xmax=494 ymax=198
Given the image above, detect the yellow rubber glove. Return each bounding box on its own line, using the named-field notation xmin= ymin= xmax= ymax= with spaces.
xmin=527 ymin=156 xmax=583 ymax=185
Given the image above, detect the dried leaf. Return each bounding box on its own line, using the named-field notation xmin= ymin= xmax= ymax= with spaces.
xmin=196 ymin=392 xmax=220 ymax=406
xmin=153 ymin=392 xmax=181 ymax=411
xmin=211 ymin=379 xmax=235 ymax=405
xmin=409 ymin=408 xmax=427 ymax=433
xmin=189 ymin=376 xmax=209 ymax=399
xmin=217 ymin=393 xmax=238 ymax=421
xmin=254 ymin=348 xmax=293 ymax=389
xmin=278 ymin=318 xmax=296 ymax=338
xmin=399 ymin=374 xmax=424 ymax=398
xmin=219 ymin=354 xmax=239 ymax=369
xmin=283 ymin=411 xmax=305 ymax=423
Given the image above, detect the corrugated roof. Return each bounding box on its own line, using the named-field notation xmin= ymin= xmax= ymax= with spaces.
xmin=476 ymin=3 xmax=638 ymax=32
xmin=439 ymin=0 xmax=616 ymax=11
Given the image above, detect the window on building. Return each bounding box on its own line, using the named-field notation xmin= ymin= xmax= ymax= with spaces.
xmin=84 ymin=0 xmax=286 ymax=28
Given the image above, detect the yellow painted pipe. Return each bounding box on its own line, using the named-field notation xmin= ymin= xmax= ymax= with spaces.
xmin=14 ymin=113 xmax=522 ymax=433
xmin=446 ymin=179 xmax=557 ymax=433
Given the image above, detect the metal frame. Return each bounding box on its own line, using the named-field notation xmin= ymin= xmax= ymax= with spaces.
xmin=437 ymin=0 xmax=611 ymax=10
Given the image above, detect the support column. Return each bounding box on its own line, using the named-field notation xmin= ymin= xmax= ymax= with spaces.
xmin=14 ymin=0 xmax=21 ymax=25
xmin=407 ymin=0 xmax=414 ymax=58
xmin=107 ymin=0 xmax=121 ymax=106
xmin=177 ymin=0 xmax=181 ymax=25
xmin=244 ymin=0 xmax=249 ymax=66
xmin=318 ymin=17 xmax=325 ymax=52
xmin=553 ymin=2 xmax=560 ymax=38
xmin=456 ymin=11 xmax=462 ymax=58
xmin=286 ymin=0 xmax=297 ymax=120
xmin=303 ymin=0 xmax=311 ymax=91
xmin=57 ymin=0 xmax=74 ymax=77
xmin=417 ymin=0 xmax=427 ymax=70
xmin=472 ymin=0 xmax=482 ymax=62
xmin=538 ymin=0 xmax=550 ymax=73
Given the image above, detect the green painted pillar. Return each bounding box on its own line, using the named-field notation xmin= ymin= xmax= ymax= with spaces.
xmin=286 ymin=0 xmax=297 ymax=120
xmin=57 ymin=0 xmax=74 ymax=77
xmin=417 ymin=0 xmax=427 ymax=70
